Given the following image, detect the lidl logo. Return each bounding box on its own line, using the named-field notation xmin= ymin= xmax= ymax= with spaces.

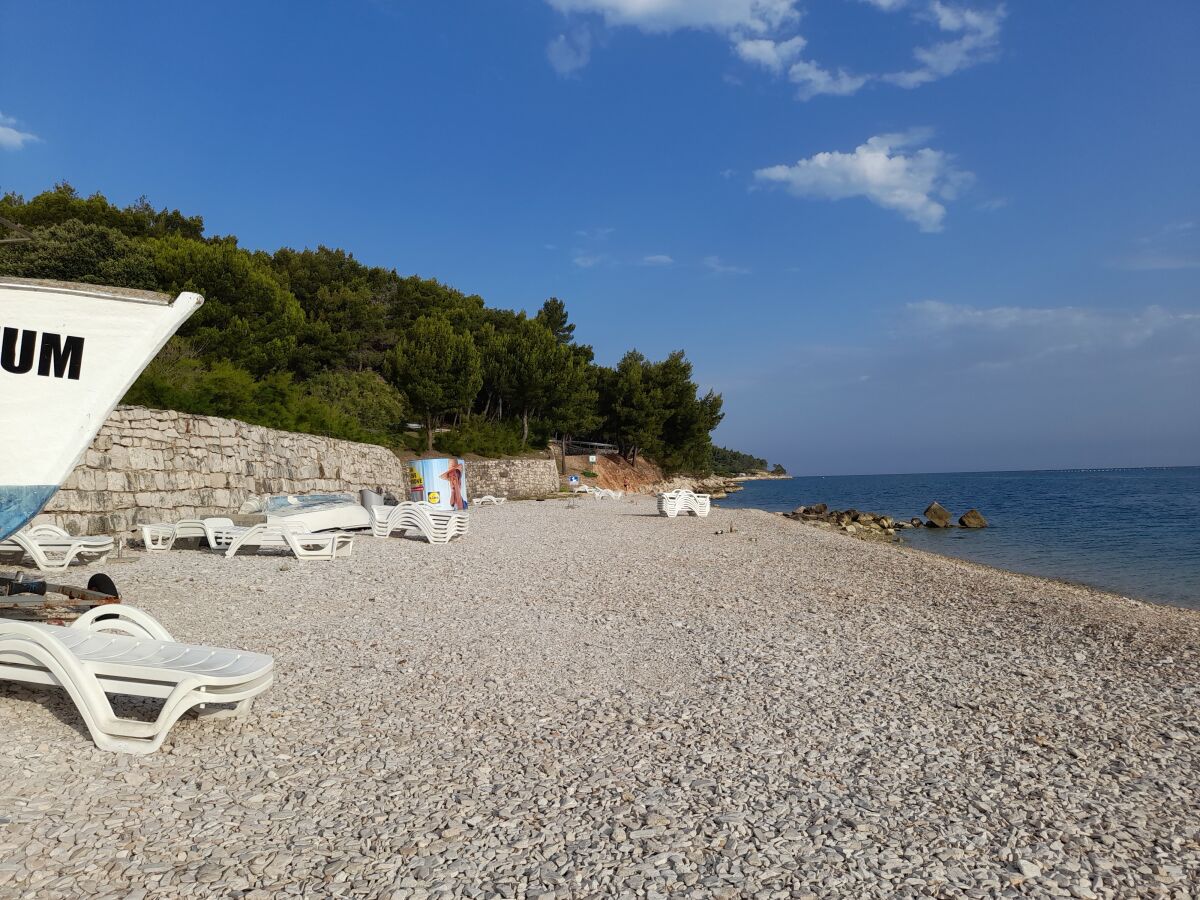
xmin=427 ymin=491 xmax=441 ymax=504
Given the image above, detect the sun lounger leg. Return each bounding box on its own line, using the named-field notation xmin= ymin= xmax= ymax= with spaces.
xmin=195 ymin=697 xmax=254 ymax=720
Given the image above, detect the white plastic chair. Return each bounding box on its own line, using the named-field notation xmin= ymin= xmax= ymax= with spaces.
xmin=0 ymin=605 xmax=274 ymax=754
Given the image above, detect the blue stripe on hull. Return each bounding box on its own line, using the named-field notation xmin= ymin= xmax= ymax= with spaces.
xmin=0 ymin=485 xmax=60 ymax=542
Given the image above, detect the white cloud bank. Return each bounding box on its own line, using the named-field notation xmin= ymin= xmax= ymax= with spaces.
xmin=0 ymin=112 xmax=37 ymax=150
xmin=642 ymin=254 xmax=674 ymax=265
xmin=754 ymin=130 xmax=971 ymax=232
xmin=544 ymin=0 xmax=1004 ymax=99
xmin=886 ymin=2 xmax=1006 ymax=88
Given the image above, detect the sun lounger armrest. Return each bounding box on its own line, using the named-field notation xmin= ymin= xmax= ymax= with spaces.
xmin=71 ymin=605 xmax=175 ymax=642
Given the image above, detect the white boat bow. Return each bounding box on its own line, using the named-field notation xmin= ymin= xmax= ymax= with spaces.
xmin=0 ymin=278 xmax=203 ymax=540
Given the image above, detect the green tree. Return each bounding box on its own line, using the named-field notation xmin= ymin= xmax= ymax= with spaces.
xmin=651 ymin=351 xmax=724 ymax=474
xmin=391 ymin=315 xmax=482 ymax=451
xmin=602 ymin=351 xmax=666 ymax=466
xmin=534 ymin=297 xmax=575 ymax=345
xmin=497 ymin=317 xmax=574 ymax=446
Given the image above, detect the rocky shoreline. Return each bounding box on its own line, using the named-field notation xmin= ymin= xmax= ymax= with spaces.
xmin=781 ymin=500 xmax=990 ymax=543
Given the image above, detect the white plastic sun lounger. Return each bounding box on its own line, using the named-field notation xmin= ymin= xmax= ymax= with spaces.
xmin=0 ymin=605 xmax=274 ymax=754
xmin=141 ymin=517 xmax=243 ymax=553
xmin=370 ymin=503 xmax=469 ymax=544
xmin=138 ymin=518 xmax=215 ymax=552
xmin=657 ymin=489 xmax=711 ymax=518
xmin=0 ymin=527 xmax=115 ymax=572
xmin=222 ymin=524 xmax=354 ymax=560
xmin=592 ymin=488 xmax=624 ymax=500
xmin=472 ymin=495 xmax=506 ymax=507
xmin=368 ymin=501 xmax=433 ymax=537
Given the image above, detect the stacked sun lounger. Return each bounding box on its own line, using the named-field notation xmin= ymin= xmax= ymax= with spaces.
xmin=0 ymin=525 xmax=115 ymax=572
xmin=370 ymin=502 xmax=469 ymax=544
xmin=0 ymin=604 xmax=273 ymax=754
xmin=472 ymin=495 xmax=507 ymax=507
xmin=657 ymin=489 xmax=711 ymax=518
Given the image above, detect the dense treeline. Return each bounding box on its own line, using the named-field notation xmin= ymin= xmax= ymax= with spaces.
xmin=710 ymin=446 xmax=787 ymax=476
xmin=0 ymin=184 xmax=740 ymax=472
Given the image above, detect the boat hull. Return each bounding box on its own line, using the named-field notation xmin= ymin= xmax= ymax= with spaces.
xmin=0 ymin=279 xmax=203 ymax=541
xmin=261 ymin=493 xmax=372 ymax=532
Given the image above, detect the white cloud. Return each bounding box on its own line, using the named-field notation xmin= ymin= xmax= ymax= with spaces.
xmin=753 ymin=130 xmax=972 ymax=232
xmin=0 ymin=112 xmax=37 ymax=150
xmin=787 ymin=59 xmax=870 ymax=99
xmin=1115 ymin=220 xmax=1200 ymax=270
xmin=732 ymin=35 xmax=869 ymax=98
xmin=545 ymin=0 xmax=799 ymax=34
xmin=734 ymin=36 xmax=869 ymax=98
xmin=547 ymin=28 xmax=593 ymax=75
xmin=703 ymin=255 xmax=750 ymax=274
xmin=886 ymin=2 xmax=1005 ymax=88
xmin=643 ymin=254 xmax=674 ymax=265
xmin=1110 ymin=255 xmax=1200 ymax=272
xmin=733 ymin=35 xmax=806 ymax=73
xmin=544 ymin=0 xmax=1004 ymax=95
xmin=904 ymin=300 xmax=1200 ymax=367
xmin=572 ymin=254 xmax=603 ymax=268
xmin=720 ymin=168 xmax=737 ymax=179
xmin=575 ymin=226 xmax=615 ymax=240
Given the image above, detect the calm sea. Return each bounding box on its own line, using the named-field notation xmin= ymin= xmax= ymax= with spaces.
xmin=717 ymin=467 xmax=1200 ymax=610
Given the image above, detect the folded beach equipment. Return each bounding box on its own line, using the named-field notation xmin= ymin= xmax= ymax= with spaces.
xmin=370 ymin=502 xmax=469 ymax=544
xmin=0 ymin=605 xmax=274 ymax=754
xmin=0 ymin=526 xmax=115 ymax=572
xmin=472 ymin=495 xmax=507 ymax=506
xmin=657 ymin=489 xmax=711 ymax=518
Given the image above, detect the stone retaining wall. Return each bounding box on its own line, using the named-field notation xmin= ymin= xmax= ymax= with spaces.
xmin=41 ymin=407 xmax=561 ymax=534
xmin=468 ymin=458 xmax=561 ymax=500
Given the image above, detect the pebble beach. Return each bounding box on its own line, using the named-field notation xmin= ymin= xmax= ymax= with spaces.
xmin=2 ymin=497 xmax=1198 ymax=898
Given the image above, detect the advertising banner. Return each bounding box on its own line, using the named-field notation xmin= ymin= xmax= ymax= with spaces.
xmin=408 ymin=457 xmax=468 ymax=510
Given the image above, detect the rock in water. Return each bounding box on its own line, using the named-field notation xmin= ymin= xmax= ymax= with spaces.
xmin=959 ymin=508 xmax=988 ymax=528
xmin=924 ymin=501 xmax=952 ymax=528
xmin=807 ymin=502 xmax=828 ymax=515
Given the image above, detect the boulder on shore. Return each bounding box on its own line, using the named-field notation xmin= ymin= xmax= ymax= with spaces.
xmin=909 ymin=517 xmax=923 ymax=527
xmin=806 ymin=502 xmax=828 ymax=515
xmin=924 ymin=501 xmax=952 ymax=528
xmin=959 ymin=508 xmax=988 ymax=528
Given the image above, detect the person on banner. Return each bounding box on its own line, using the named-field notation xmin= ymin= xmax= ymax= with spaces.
xmin=439 ymin=459 xmax=467 ymax=510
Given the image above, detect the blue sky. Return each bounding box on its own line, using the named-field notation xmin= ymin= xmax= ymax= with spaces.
xmin=2 ymin=0 xmax=1198 ymax=474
